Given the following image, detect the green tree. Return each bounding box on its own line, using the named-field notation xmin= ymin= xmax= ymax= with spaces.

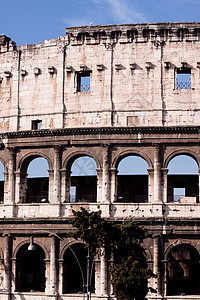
xmin=69 ymin=207 xmax=155 ymax=300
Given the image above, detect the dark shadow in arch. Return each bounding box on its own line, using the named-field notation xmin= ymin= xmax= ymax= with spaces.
xmin=63 ymin=243 xmax=95 ymax=294
xmin=167 ymin=244 xmax=200 ymax=296
xmin=16 ymin=243 xmax=45 ymax=292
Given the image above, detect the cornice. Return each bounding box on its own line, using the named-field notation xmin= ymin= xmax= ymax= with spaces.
xmin=1 ymin=126 xmax=200 ymax=139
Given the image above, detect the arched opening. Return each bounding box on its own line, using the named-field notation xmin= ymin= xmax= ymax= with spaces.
xmin=16 ymin=243 xmax=45 ymax=292
xmin=117 ymin=155 xmax=149 ymax=203
xmin=0 ymin=161 xmax=4 ymax=204
xmin=167 ymin=155 xmax=199 ymax=203
xmin=69 ymin=156 xmax=97 ymax=203
xmin=63 ymin=243 xmax=95 ymax=294
xmin=20 ymin=156 xmax=49 ymax=203
xmin=167 ymin=244 xmax=200 ymax=295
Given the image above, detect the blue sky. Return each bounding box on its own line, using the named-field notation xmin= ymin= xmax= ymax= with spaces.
xmin=1 ymin=0 xmax=200 ymax=46
xmin=0 ymin=0 xmax=199 ymax=178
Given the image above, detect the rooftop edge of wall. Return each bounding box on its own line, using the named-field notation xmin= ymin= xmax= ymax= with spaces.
xmin=65 ymin=22 xmax=200 ymax=45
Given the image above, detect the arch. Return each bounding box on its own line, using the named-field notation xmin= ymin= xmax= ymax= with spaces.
xmin=164 ymin=149 xmax=199 ymax=169
xmin=64 ymin=152 xmax=98 ymax=203
xmin=15 ymin=241 xmax=46 ymax=292
xmin=17 ymin=153 xmax=51 ymax=203
xmin=17 ymin=151 xmax=53 ymax=172
xmin=60 ymin=239 xmax=85 ymax=260
xmin=112 ymin=149 xmax=153 ymax=170
xmin=164 ymin=239 xmax=199 ymax=259
xmin=62 ymin=242 xmax=95 ymax=294
xmin=166 ymin=152 xmax=199 ymax=203
xmin=13 ymin=239 xmax=49 ymax=260
xmin=115 ymin=151 xmax=150 ymax=203
xmin=166 ymin=243 xmax=200 ymax=296
xmin=62 ymin=150 xmax=101 ymax=171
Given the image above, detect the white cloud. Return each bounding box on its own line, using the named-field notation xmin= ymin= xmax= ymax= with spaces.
xmin=104 ymin=0 xmax=147 ymax=24
xmin=62 ymin=17 xmax=93 ymax=27
xmin=62 ymin=0 xmax=147 ymax=28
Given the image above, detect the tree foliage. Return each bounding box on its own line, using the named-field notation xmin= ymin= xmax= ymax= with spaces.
xmin=69 ymin=207 xmax=155 ymax=300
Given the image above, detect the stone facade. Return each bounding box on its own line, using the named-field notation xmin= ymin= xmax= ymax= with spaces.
xmin=0 ymin=22 xmax=200 ymax=299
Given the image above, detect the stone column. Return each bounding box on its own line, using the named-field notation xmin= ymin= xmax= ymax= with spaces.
xmin=64 ymin=170 xmax=71 ymax=203
xmin=100 ymin=248 xmax=108 ymax=296
xmin=198 ymin=169 xmax=200 ymax=203
xmin=153 ymin=235 xmax=161 ymax=296
xmin=60 ymin=169 xmax=66 ymax=203
xmin=50 ymin=235 xmax=57 ymax=295
xmin=96 ymin=168 xmax=103 ymax=203
xmin=53 ymin=146 xmax=61 ymax=203
xmin=14 ymin=171 xmax=21 ymax=204
xmin=6 ymin=148 xmax=16 ymax=205
xmin=147 ymin=168 xmax=154 ymax=203
xmin=45 ymin=258 xmax=51 ymax=294
xmin=58 ymin=259 xmax=64 ymax=295
xmin=4 ymin=234 xmax=11 ymax=295
xmin=153 ymin=145 xmax=162 ymax=203
xmin=3 ymin=169 xmax=9 ymax=204
xmin=110 ymin=168 xmax=117 ymax=203
xmin=162 ymin=168 xmax=168 ymax=203
xmin=102 ymin=145 xmax=110 ymax=203
xmin=48 ymin=169 xmax=54 ymax=203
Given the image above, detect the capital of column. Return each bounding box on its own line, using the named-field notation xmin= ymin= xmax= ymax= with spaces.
xmin=109 ymin=168 xmax=118 ymax=175
xmin=161 ymin=168 xmax=168 ymax=175
xmin=60 ymin=168 xmax=71 ymax=176
xmin=48 ymin=169 xmax=54 ymax=176
xmin=96 ymin=168 xmax=103 ymax=175
xmin=53 ymin=145 xmax=62 ymax=152
xmin=148 ymin=168 xmax=154 ymax=174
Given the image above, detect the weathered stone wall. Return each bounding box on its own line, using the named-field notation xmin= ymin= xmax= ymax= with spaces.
xmin=1 ymin=22 xmax=200 ymax=132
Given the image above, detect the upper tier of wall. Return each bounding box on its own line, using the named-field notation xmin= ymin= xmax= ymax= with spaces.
xmin=1 ymin=22 xmax=200 ymax=132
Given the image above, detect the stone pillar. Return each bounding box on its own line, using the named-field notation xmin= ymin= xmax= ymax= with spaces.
xmin=45 ymin=258 xmax=51 ymax=294
xmin=14 ymin=171 xmax=20 ymax=203
xmin=153 ymin=235 xmax=161 ymax=296
xmin=110 ymin=168 xmax=117 ymax=203
xmin=162 ymin=168 xmax=168 ymax=203
xmin=147 ymin=168 xmax=154 ymax=203
xmin=153 ymin=145 xmax=162 ymax=203
xmin=6 ymin=148 xmax=16 ymax=206
xmin=60 ymin=169 xmax=66 ymax=203
xmin=48 ymin=169 xmax=54 ymax=203
xmin=108 ymin=252 xmax=114 ymax=296
xmin=58 ymin=259 xmax=64 ymax=295
xmin=53 ymin=146 xmax=61 ymax=203
xmin=102 ymin=145 xmax=110 ymax=203
xmin=3 ymin=169 xmax=9 ymax=204
xmin=100 ymin=248 xmax=108 ymax=296
xmin=198 ymin=169 xmax=200 ymax=203
xmin=4 ymin=234 xmax=11 ymax=295
xmin=50 ymin=236 xmax=57 ymax=295
xmin=96 ymin=168 xmax=103 ymax=203
xmin=65 ymin=170 xmax=71 ymax=203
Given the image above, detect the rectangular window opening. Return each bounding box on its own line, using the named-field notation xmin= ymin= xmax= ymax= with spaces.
xmin=173 ymin=187 xmax=186 ymax=202
xmin=177 ymin=68 xmax=191 ymax=90
xmin=32 ymin=120 xmax=42 ymax=130
xmin=77 ymin=71 xmax=91 ymax=92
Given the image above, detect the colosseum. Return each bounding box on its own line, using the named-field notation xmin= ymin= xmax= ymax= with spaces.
xmin=0 ymin=21 xmax=200 ymax=300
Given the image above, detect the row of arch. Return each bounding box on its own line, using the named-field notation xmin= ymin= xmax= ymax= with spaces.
xmin=5 ymin=240 xmax=200 ymax=296
xmin=0 ymin=151 xmax=199 ymax=204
